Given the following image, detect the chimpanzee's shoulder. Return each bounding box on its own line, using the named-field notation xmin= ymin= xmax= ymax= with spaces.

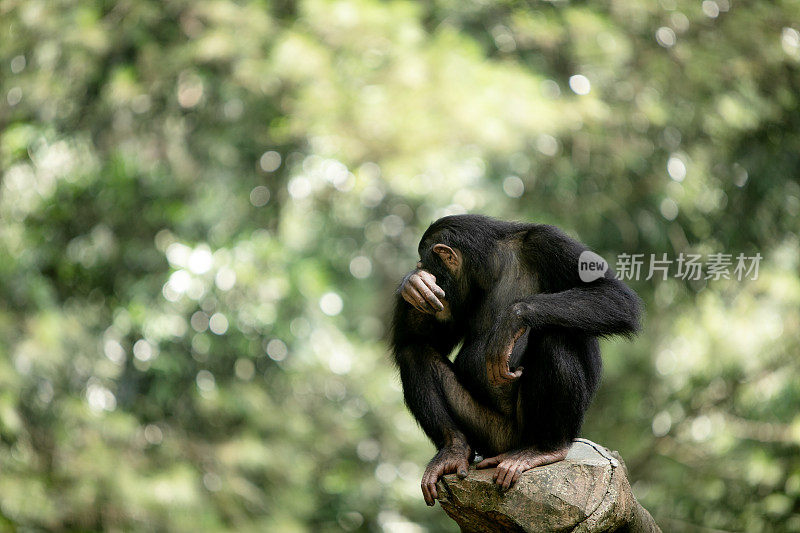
xmin=521 ymin=224 xmax=584 ymax=249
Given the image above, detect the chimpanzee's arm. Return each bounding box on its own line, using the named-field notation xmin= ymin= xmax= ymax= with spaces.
xmin=514 ymin=279 xmax=641 ymax=337
xmin=391 ymin=295 xmax=464 ymax=447
xmin=391 ymin=295 xmax=473 ymax=505
xmin=517 ymin=224 xmax=642 ymax=337
xmin=485 ymin=225 xmax=641 ymax=385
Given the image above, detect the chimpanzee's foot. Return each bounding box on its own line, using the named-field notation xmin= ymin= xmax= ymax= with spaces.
xmin=474 ymin=446 xmax=568 ymax=491
xmin=421 ymin=443 xmax=472 ymax=506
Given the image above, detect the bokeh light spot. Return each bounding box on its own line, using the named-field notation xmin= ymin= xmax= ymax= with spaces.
xmin=541 ymin=79 xmax=560 ymax=99
xmin=203 ymin=472 xmax=222 ymax=492
xmin=536 ymin=134 xmax=559 ymax=156
xmin=215 ymin=267 xmax=236 ymax=291
xmin=196 ymin=370 xmax=216 ymax=392
xmin=660 ymin=198 xmax=679 ymax=220
xmin=86 ymin=382 xmax=116 ymax=413
xmin=656 ymin=27 xmax=676 ymax=48
xmin=288 ymin=176 xmax=312 ymax=199
xmin=234 ymin=358 xmax=255 ymax=381
xmin=503 ymin=176 xmax=524 ymax=198
xmin=259 ymin=151 xmax=282 ymax=172
xmin=103 ymin=339 xmax=125 ymax=365
xmin=133 ymin=339 xmax=156 ymax=362
xmin=320 ymin=292 xmax=344 ymax=316
xmin=652 ymin=411 xmax=672 ymax=437
xmin=702 ymin=0 xmax=720 ymax=18
xmin=375 ymin=463 xmax=397 ymax=484
xmin=250 ymin=186 xmax=270 ymax=207
xmin=177 ymin=72 xmax=204 ymax=108
xmin=357 ymin=439 xmax=380 ymax=461
xmin=329 ymin=350 xmax=352 ymax=375
xmin=7 ymin=87 xmax=22 ymax=106
xmin=667 ymin=155 xmax=687 ymax=181
xmin=209 ymin=313 xmax=229 ymax=335
xmin=144 ymin=424 xmax=163 ymax=444
xmin=382 ymin=215 xmax=404 ymax=237
xmin=10 ymin=55 xmax=26 ymax=73
xmin=191 ymin=311 xmax=209 ymax=332
xmin=568 ymin=74 xmax=591 ymax=95
xmin=266 ymin=339 xmax=288 ymax=361
xmin=349 ymin=256 xmax=372 ymax=279
xmin=188 ymin=247 xmax=213 ymax=274
xmin=782 ymin=27 xmax=800 ymax=58
xmin=691 ymin=415 xmax=712 ymax=441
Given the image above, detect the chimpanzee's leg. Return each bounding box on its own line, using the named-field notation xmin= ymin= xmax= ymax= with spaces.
xmin=394 ymin=343 xmax=474 ymax=505
xmin=431 ymin=356 xmax=519 ymax=455
xmin=476 ymin=332 xmax=600 ymax=490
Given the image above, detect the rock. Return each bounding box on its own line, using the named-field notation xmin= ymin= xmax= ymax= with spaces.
xmin=435 ymin=439 xmax=660 ymax=533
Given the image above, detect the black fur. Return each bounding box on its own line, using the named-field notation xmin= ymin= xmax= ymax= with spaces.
xmin=391 ymin=215 xmax=642 ymax=456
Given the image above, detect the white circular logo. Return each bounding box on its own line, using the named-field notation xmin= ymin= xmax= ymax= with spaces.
xmin=578 ymin=250 xmax=609 ymax=282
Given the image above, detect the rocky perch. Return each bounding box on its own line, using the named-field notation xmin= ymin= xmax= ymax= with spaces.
xmin=436 ymin=439 xmax=660 ymax=533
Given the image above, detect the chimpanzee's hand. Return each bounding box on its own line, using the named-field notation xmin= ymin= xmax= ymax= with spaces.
xmin=399 ymin=269 xmax=445 ymax=315
xmin=420 ymin=442 xmax=471 ymax=506
xmin=486 ymin=304 xmax=527 ymax=386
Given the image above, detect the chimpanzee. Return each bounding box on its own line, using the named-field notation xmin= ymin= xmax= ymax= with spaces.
xmin=390 ymin=214 xmax=642 ymax=506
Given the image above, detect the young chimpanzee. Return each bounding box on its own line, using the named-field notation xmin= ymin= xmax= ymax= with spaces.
xmin=391 ymin=214 xmax=642 ymax=506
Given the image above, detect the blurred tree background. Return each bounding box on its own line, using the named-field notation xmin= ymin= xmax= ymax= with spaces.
xmin=1 ymin=0 xmax=799 ymax=531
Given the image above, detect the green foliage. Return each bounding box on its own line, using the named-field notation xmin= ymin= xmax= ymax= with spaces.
xmin=1 ymin=0 xmax=799 ymax=530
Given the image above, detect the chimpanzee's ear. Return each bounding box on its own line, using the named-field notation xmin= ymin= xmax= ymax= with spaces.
xmin=433 ymin=244 xmax=461 ymax=272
